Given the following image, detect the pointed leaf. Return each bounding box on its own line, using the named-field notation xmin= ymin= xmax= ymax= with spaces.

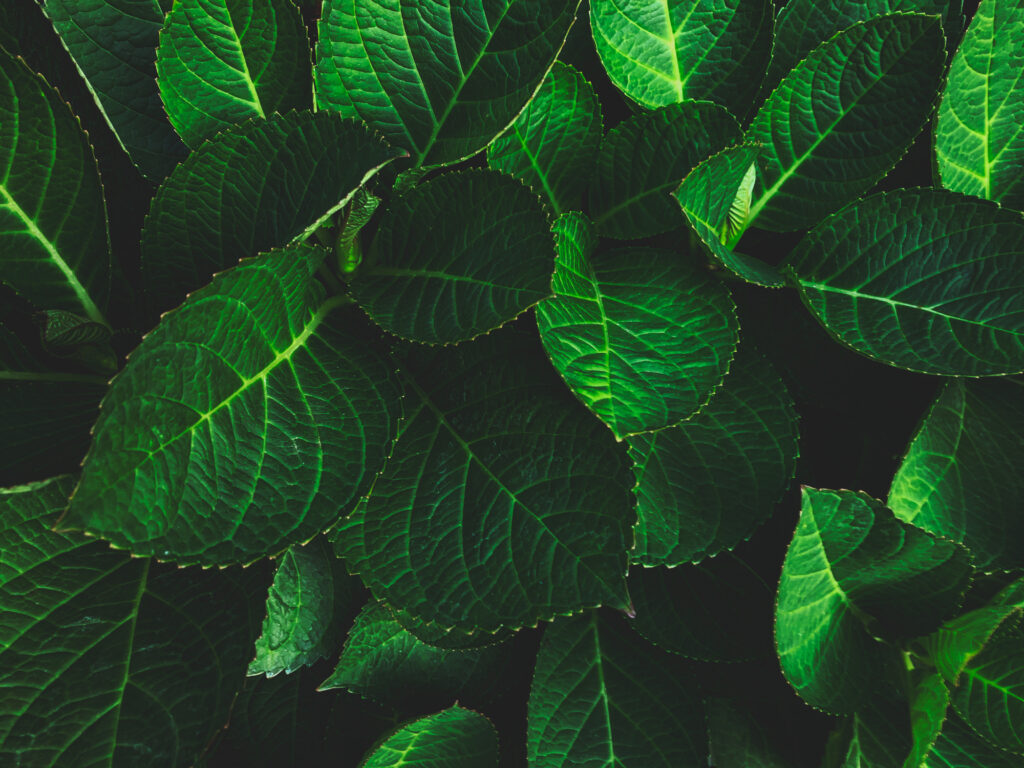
xmin=527 ymin=611 xmax=706 ymax=768
xmin=906 ymin=672 xmax=952 ymax=768
xmin=486 ymin=62 xmax=603 ymax=215
xmin=360 ymin=706 xmax=499 ymax=768
xmin=744 ymin=13 xmax=945 ymax=232
xmin=339 ymin=327 xmax=635 ymax=633
xmin=351 ymin=170 xmax=555 ymax=344
xmin=64 ymin=243 xmax=403 ymax=566
xmin=627 ymin=343 xmax=799 ymax=565
xmin=951 ymin=625 xmax=1024 ymax=754
xmin=785 ymin=189 xmax=1024 ymax=376
xmin=925 ymin=712 xmax=1023 ymax=768
xmin=315 ymin=0 xmax=581 ymax=167
xmin=388 ymin=607 xmax=514 ymax=651
xmin=156 ymin=0 xmax=312 ymax=148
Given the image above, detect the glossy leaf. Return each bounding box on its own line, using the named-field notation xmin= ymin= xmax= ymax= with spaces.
xmin=951 ymin=625 xmax=1024 ymax=754
xmin=708 ymin=698 xmax=793 ymax=768
xmin=744 ymin=13 xmax=945 ymax=232
xmin=785 ymin=189 xmax=1024 ymax=376
xmin=776 ymin=488 xmax=972 ymax=713
xmin=0 ymin=50 xmax=110 ymax=323
xmin=64 ymin=243 xmax=403 ymax=566
xmin=156 ymin=0 xmax=312 ymax=148
xmin=486 ymin=62 xmax=603 ymax=215
xmin=588 ymin=101 xmax=740 ymax=239
xmin=627 ymin=343 xmax=798 ymax=565
xmin=351 ymin=170 xmax=555 ymax=344
xmin=590 ymin=0 xmax=773 ymax=117
xmin=141 ymin=110 xmax=403 ymax=315
xmin=937 ymin=0 xmax=1024 ymax=211
xmin=925 ymin=712 xmax=1023 ymax=768
xmin=889 ymin=379 xmax=1024 ymax=570
xmin=361 ymin=706 xmax=498 ymax=768
xmin=315 ymin=0 xmax=580 ymax=167
xmin=527 ymin=611 xmax=706 ymax=768
xmin=339 ymin=327 xmax=635 ymax=633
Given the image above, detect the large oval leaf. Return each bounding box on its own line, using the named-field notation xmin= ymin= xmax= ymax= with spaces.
xmin=141 ymin=110 xmax=403 ymax=316
xmin=351 ymin=170 xmax=555 ymax=344
xmin=744 ymin=13 xmax=945 ymax=232
xmin=156 ymin=0 xmax=312 ymax=148
xmin=936 ymin=0 xmax=1024 ymax=211
xmin=952 ymin=625 xmax=1024 ymax=755
xmin=64 ymin=243 xmax=403 ymax=566
xmin=361 ymin=707 xmax=499 ymax=768
xmin=0 ymin=476 xmax=262 ymax=767
xmin=0 ymin=50 xmax=110 ymax=323
xmin=785 ymin=189 xmax=1024 ymax=376
xmin=537 ymin=215 xmax=739 ymax=438
xmin=338 ymin=327 xmax=635 ymax=633
xmin=315 ymin=0 xmax=580 ymax=167
xmin=589 ymin=0 xmax=773 ymax=117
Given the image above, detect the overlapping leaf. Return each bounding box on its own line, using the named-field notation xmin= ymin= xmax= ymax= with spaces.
xmin=64 ymin=243 xmax=403 ymax=566
xmin=925 ymin=712 xmax=1023 ymax=768
xmin=785 ymin=189 xmax=1024 ymax=376
xmin=951 ymin=625 xmax=1024 ymax=755
xmin=315 ymin=0 xmax=580 ymax=167
xmin=361 ymin=706 xmax=499 ymax=768
xmin=905 ymin=672 xmax=952 ymax=768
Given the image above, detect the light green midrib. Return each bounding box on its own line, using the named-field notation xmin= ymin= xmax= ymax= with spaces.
xmin=0 ymin=183 xmax=107 ymax=326
xmin=212 ymin=0 xmax=266 ymax=117
xmin=512 ymin=122 xmax=561 ymax=214
xmin=589 ymin=614 xmax=619 ymax=768
xmin=107 ymin=559 xmax=151 ymax=768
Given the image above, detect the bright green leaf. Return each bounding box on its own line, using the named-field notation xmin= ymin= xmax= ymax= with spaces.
xmin=906 ymin=672 xmax=952 ymax=768
xmin=361 ymin=706 xmax=499 ymax=768
xmin=951 ymin=625 xmax=1024 ymax=755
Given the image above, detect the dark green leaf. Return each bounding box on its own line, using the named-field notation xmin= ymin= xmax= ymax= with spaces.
xmin=64 ymin=243 xmax=403 ymax=566
xmin=351 ymin=170 xmax=555 ymax=344
xmin=156 ymin=0 xmax=312 ymax=148
xmin=906 ymin=672 xmax=952 ymax=768
xmin=785 ymin=189 xmax=1024 ymax=376
xmin=951 ymin=624 xmax=1024 ymax=754
xmin=362 ymin=707 xmax=498 ymax=768
xmin=707 ymin=698 xmax=793 ymax=768
xmin=388 ymin=606 xmax=514 ymax=651
xmin=925 ymin=712 xmax=1023 ymax=768
xmin=839 ymin=697 xmax=913 ymax=768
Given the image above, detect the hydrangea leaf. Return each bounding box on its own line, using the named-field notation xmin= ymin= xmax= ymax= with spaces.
xmin=889 ymin=379 xmax=1024 ymax=570
xmin=925 ymin=712 xmax=1023 ymax=768
xmin=588 ymin=101 xmax=740 ymax=239
xmin=64 ymin=243 xmax=403 ymax=566
xmin=627 ymin=343 xmax=798 ymax=565
xmin=315 ymin=0 xmax=581 ymax=168
xmin=589 ymin=0 xmax=773 ymax=117
xmin=388 ymin=606 xmax=514 ymax=651
xmin=744 ymin=13 xmax=945 ymax=232
xmin=905 ymin=672 xmax=952 ymax=768
xmin=486 ymin=62 xmax=603 ymax=215
xmin=776 ymin=488 xmax=972 ymax=714
xmin=339 ymin=327 xmax=635 ymax=633
xmin=837 ymin=696 xmax=914 ymax=768
xmin=785 ymin=189 xmax=1024 ymax=376
xmin=937 ymin=0 xmax=1024 ymax=211
xmin=951 ymin=625 xmax=1024 ymax=755
xmin=361 ymin=706 xmax=499 ymax=768
xmin=527 ymin=610 xmax=706 ymax=768
xmin=708 ymin=698 xmax=793 ymax=768
xmin=156 ymin=0 xmax=312 ymax=148
xmin=351 ymin=170 xmax=555 ymax=344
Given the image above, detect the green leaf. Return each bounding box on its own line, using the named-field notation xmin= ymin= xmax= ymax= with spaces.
xmin=906 ymin=672 xmax=952 ymax=768
xmin=537 ymin=215 xmax=739 ymax=438
xmin=839 ymin=697 xmax=913 ymax=768
xmin=889 ymin=379 xmax=1024 ymax=570
xmin=0 ymin=476 xmax=262 ymax=766
xmin=141 ymin=110 xmax=403 ymax=315
xmin=589 ymin=101 xmax=740 ymax=239
xmin=40 ymin=0 xmax=187 ymax=179
xmin=350 ymin=170 xmax=555 ymax=344
xmin=951 ymin=624 xmax=1024 ymax=755
xmin=744 ymin=13 xmax=945 ymax=232
xmin=776 ymin=488 xmax=972 ymax=714
xmin=785 ymin=188 xmax=1024 ymax=376
xmin=339 ymin=327 xmax=635 ymax=633
xmin=628 ymin=552 xmax=773 ymax=662
xmin=319 ymin=601 xmax=504 ymax=708
xmin=673 ymin=144 xmax=785 ymax=287
xmin=0 ymin=50 xmax=110 ymax=324
xmin=589 ymin=0 xmax=773 ymax=117
xmin=707 ymin=698 xmax=793 ymax=768
xmin=486 ymin=62 xmax=603 ymax=215
xmin=360 ymin=706 xmax=499 ymax=768
xmin=249 ymin=537 xmax=357 ymax=677
xmin=314 ymin=0 xmax=581 ymax=168
xmin=627 ymin=342 xmax=799 ymax=565
xmin=936 ymin=0 xmax=1024 ymax=211
xmin=64 ymin=243 xmax=403 ymax=566
xmin=925 ymin=712 xmax=1023 ymax=768
xmin=386 ymin=605 xmax=514 ymax=650
xmin=527 ymin=610 xmax=706 ymax=768
xmin=156 ymin=0 xmax=312 ymax=148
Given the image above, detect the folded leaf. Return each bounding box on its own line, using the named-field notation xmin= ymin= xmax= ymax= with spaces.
xmin=361 ymin=706 xmax=499 ymax=768
xmin=156 ymin=0 xmax=312 ymax=147
xmin=315 ymin=0 xmax=581 ymax=167
xmin=785 ymin=189 xmax=1024 ymax=376
xmin=65 ymin=243 xmax=403 ymax=565
xmin=744 ymin=13 xmax=945 ymax=232
xmin=951 ymin=625 xmax=1024 ymax=755
xmin=351 ymin=170 xmax=555 ymax=344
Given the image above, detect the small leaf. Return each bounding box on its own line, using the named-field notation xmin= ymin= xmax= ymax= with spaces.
xmin=906 ymin=671 xmax=951 ymax=768
xmin=785 ymin=188 xmax=1024 ymax=376
xmin=351 ymin=170 xmax=555 ymax=344
xmin=156 ymin=0 xmax=312 ymax=147
xmin=589 ymin=101 xmax=741 ymax=239
xmin=952 ymin=624 xmax=1024 ymax=755
xmin=361 ymin=706 xmax=499 ymax=768
xmin=487 ymin=62 xmax=603 ymax=215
